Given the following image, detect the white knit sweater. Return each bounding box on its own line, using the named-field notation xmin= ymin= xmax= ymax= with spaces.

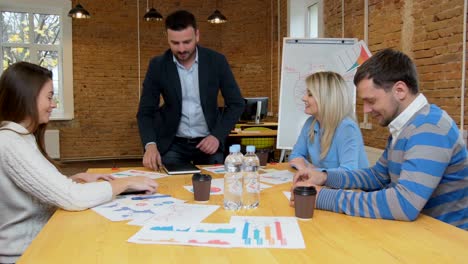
xmin=0 ymin=122 xmax=113 ymax=263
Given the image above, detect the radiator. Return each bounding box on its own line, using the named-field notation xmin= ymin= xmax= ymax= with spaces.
xmin=44 ymin=130 xmax=60 ymax=159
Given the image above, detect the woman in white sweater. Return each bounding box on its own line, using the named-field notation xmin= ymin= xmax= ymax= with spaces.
xmin=0 ymin=62 xmax=158 ymax=263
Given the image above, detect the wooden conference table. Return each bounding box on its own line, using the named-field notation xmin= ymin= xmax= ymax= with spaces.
xmin=18 ymin=164 xmax=468 ymax=264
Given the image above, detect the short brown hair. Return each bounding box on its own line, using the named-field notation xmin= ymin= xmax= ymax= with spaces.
xmin=165 ymin=10 xmax=197 ymax=31
xmin=354 ymin=48 xmax=419 ymax=94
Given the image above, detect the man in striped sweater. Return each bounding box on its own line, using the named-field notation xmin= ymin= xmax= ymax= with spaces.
xmin=291 ymin=49 xmax=468 ymax=230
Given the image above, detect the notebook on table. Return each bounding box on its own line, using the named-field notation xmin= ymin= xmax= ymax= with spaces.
xmin=163 ymin=163 xmax=201 ymax=175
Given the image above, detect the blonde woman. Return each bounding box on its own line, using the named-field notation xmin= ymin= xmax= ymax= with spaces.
xmin=289 ymin=71 xmax=368 ymax=172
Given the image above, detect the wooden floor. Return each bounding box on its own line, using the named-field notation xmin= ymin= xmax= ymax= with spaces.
xmin=57 ymin=159 xmax=143 ymax=176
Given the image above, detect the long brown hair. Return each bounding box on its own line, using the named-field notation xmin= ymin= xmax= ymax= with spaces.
xmin=0 ymin=61 xmax=54 ymax=163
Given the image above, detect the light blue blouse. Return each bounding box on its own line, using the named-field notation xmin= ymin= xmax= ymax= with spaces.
xmin=289 ymin=116 xmax=369 ymax=172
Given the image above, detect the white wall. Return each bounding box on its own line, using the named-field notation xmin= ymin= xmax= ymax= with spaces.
xmin=287 ymin=0 xmax=323 ymax=37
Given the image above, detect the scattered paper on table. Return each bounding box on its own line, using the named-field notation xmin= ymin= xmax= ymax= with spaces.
xmin=201 ymin=165 xmax=226 ymax=174
xmin=91 ymin=194 xmax=185 ymax=222
xmin=283 ymin=191 xmax=291 ymax=201
xmin=127 ymin=203 xmax=220 ymax=226
xmin=229 ymin=216 xmax=305 ymax=248
xmin=184 ymin=178 xmax=272 ymax=195
xmin=128 ymin=216 xmax=305 ymax=249
xmin=259 ymin=170 xmax=294 ymax=185
xmin=111 ymin=169 xmax=169 ymax=179
xmin=184 ymin=178 xmax=225 ymax=195
xmin=128 ymin=222 xmax=243 ymax=247
xmin=260 ymin=183 xmax=273 ymax=190
xmin=259 ymin=168 xmax=280 ymax=173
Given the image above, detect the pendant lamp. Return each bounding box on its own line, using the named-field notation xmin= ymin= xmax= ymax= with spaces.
xmin=68 ymin=3 xmax=91 ymax=19
xmin=144 ymin=0 xmax=163 ymax=21
xmin=207 ymin=9 xmax=227 ymax=24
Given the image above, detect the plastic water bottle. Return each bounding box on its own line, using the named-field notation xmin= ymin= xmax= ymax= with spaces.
xmin=232 ymin=144 xmax=244 ymax=160
xmin=242 ymin=145 xmax=260 ymax=209
xmin=224 ymin=145 xmax=243 ymax=210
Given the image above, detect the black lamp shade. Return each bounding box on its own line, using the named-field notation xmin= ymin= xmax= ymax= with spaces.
xmin=144 ymin=8 xmax=163 ymax=21
xmin=207 ymin=10 xmax=227 ymax=24
xmin=68 ymin=3 xmax=91 ymax=19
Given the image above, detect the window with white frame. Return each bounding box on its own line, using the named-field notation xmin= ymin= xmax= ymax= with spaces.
xmin=307 ymin=1 xmax=319 ymax=38
xmin=288 ymin=0 xmax=323 ymax=38
xmin=0 ymin=0 xmax=74 ymax=120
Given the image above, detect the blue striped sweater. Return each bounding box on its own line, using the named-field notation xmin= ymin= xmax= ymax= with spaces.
xmin=317 ymin=104 xmax=468 ymax=230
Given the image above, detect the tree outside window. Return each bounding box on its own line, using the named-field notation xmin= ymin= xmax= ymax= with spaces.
xmin=1 ymin=10 xmax=63 ymax=112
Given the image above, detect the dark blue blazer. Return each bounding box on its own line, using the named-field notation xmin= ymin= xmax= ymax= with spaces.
xmin=137 ymin=46 xmax=245 ymax=155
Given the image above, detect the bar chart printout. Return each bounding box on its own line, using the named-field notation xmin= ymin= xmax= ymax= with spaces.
xmin=127 ymin=217 xmax=305 ymax=249
xmin=240 ymin=220 xmax=285 ymax=246
xmin=230 ymin=216 xmax=305 ymax=249
xmin=127 ymin=223 xmax=243 ymax=247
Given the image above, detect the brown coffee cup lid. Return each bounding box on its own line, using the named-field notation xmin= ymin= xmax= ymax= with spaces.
xmin=293 ymin=186 xmax=317 ymax=196
xmin=192 ymin=173 xmax=212 ymax=181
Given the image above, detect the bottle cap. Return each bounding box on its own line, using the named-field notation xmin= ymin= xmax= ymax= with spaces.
xmin=233 ymin=144 xmax=241 ymax=153
xmin=229 ymin=145 xmax=236 ymax=153
xmin=246 ymin=145 xmax=255 ymax=152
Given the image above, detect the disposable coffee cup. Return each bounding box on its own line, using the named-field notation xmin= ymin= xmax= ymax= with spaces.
xmin=192 ymin=173 xmax=212 ymax=202
xmin=293 ymin=186 xmax=317 ymax=220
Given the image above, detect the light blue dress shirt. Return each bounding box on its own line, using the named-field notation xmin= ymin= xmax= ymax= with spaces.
xmin=289 ymin=116 xmax=369 ymax=172
xmin=173 ymin=49 xmax=210 ymax=138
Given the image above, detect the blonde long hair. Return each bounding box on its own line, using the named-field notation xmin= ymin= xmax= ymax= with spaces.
xmin=305 ymin=71 xmax=356 ymax=159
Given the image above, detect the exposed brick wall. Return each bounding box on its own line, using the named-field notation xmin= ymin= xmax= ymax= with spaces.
xmin=51 ymin=0 xmax=466 ymax=159
xmin=323 ymin=0 xmax=467 ymax=149
xmin=51 ymin=0 xmax=282 ymax=159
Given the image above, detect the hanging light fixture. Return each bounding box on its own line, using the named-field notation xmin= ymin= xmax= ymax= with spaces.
xmin=144 ymin=0 xmax=163 ymax=21
xmin=207 ymin=9 xmax=227 ymax=24
xmin=68 ymin=3 xmax=91 ymax=19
